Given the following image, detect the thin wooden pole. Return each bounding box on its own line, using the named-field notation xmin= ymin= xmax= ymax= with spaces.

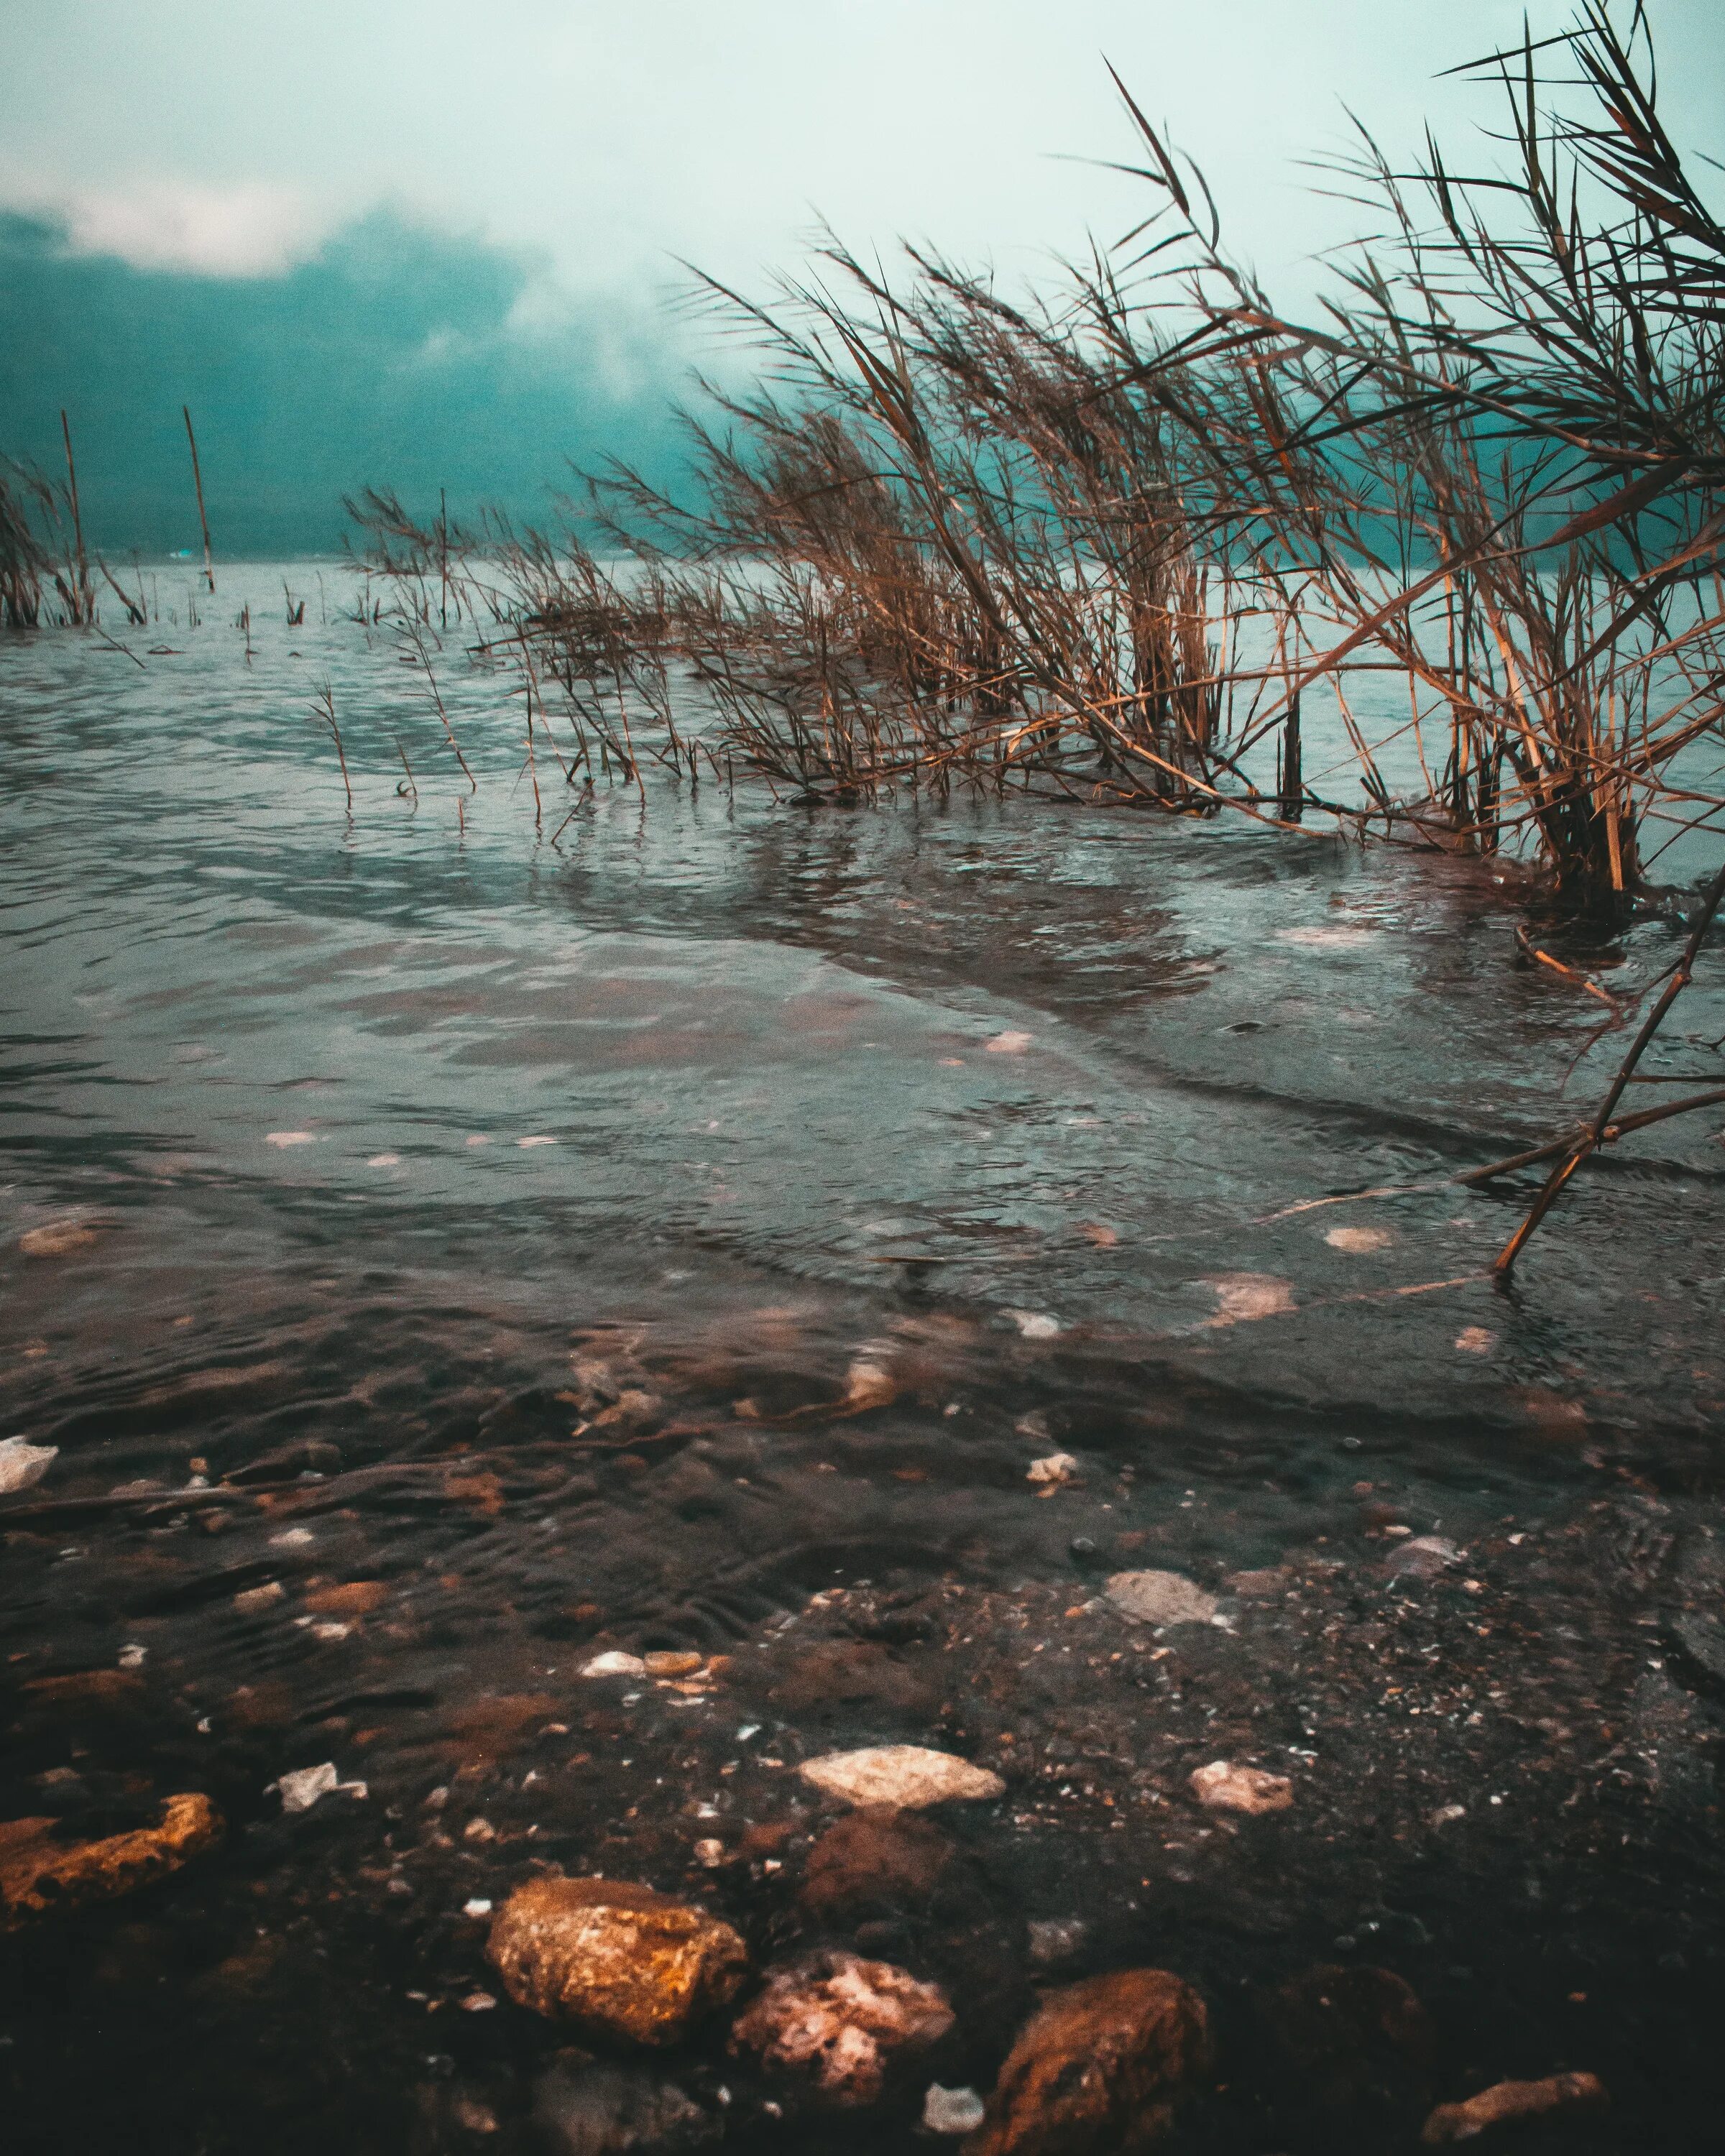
xmin=183 ymin=405 xmax=215 ymax=593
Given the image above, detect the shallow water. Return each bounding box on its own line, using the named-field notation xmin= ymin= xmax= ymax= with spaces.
xmin=3 ymin=570 xmax=1723 ymax=2152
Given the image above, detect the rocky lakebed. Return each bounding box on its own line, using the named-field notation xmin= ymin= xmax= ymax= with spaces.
xmin=4 ymin=1399 xmax=1722 ymax=2153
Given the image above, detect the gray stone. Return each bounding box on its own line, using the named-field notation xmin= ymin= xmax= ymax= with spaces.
xmin=922 ymin=2083 xmax=987 ymax=2134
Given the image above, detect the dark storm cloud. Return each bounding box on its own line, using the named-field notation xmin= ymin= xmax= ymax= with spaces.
xmin=0 ymin=210 xmax=689 ymax=555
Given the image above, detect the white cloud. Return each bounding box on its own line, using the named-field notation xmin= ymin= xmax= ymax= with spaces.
xmin=39 ymin=180 xmax=332 ymax=276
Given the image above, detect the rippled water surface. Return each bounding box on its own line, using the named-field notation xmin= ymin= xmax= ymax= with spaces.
xmin=4 ymin=571 xmax=1724 ymax=2152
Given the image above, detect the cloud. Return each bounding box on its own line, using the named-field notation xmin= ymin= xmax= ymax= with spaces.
xmin=27 ymin=180 xmax=334 ymax=277
xmin=0 ymin=208 xmax=696 ymax=554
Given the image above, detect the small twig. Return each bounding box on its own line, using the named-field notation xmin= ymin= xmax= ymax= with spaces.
xmin=1495 ymin=861 xmax=1725 ymax=1275
xmin=1513 ymin=924 xmax=1622 ymax=1009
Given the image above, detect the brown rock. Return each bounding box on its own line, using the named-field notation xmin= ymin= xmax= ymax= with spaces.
xmin=1264 ymin=1964 xmax=1435 ymax=2109
xmin=964 ymin=1969 xmax=1209 ymax=2155
xmin=1190 ymin=1761 xmax=1293 ymax=1815
xmin=1422 ymin=2071 xmax=1607 ymax=2144
xmin=731 ymin=1949 xmax=954 ymax=2106
xmin=303 ymin=1579 xmax=389 ymax=1616
xmin=799 ymin=1806 xmax=955 ymax=1923
xmin=0 ymin=1792 xmax=223 ymax=1928
xmin=487 ymin=1878 xmax=748 ymax=2045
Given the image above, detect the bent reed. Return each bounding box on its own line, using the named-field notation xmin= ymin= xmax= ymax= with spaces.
xmin=337 ymin=7 xmax=1722 ymax=924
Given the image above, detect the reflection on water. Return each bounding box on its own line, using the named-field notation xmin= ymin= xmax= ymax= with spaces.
xmin=3 ymin=571 xmax=1724 ymax=2152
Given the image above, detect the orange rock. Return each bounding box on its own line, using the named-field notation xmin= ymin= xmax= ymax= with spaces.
xmin=487 ymin=1877 xmax=748 ymax=2045
xmin=643 ymin=1651 xmax=704 ymax=1679
xmin=1422 ymin=2071 xmax=1607 ymax=2143
xmin=303 ymin=1579 xmax=390 ymax=1617
xmin=444 ymin=1471 xmax=505 ymax=1515
xmin=965 ymin=1969 xmax=1210 ymax=2154
xmin=0 ymin=1793 xmax=223 ymax=1928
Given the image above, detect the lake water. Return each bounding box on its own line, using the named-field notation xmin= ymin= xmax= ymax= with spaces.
xmin=3 ymin=567 xmax=1722 ymax=2152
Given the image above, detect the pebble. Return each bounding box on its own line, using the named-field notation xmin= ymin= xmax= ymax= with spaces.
xmin=487 ymin=1878 xmax=748 ymax=2045
xmin=1325 ymin=1225 xmax=1394 ymax=1253
xmin=233 ymin=1581 xmax=285 ymax=1616
xmin=1387 ymin=1535 xmax=1462 ymax=1580
xmin=1105 ymin=1570 xmax=1220 ymax=1627
xmin=0 ymin=1437 xmax=58 ymax=1496
xmin=966 ymin=1968 xmax=1210 ymax=2154
xmin=643 ymin=1652 xmax=704 ymax=1679
xmin=730 ymin=1950 xmax=954 ymax=2106
xmin=1 ymin=1792 xmax=222 ymax=1927
xmin=797 ymin=1745 xmax=1006 ymax=1810
xmin=17 ymin=1221 xmax=102 ymax=1257
xmin=1026 ymin=1917 xmax=1087 ymax=1967
xmin=1026 ymin=1453 xmax=1080 ymax=1486
xmin=275 ymin=1763 xmax=366 ymax=1813
xmin=1422 ymin=2070 xmax=1607 ymax=2143
xmin=1190 ymin=1761 xmax=1294 ymax=1815
xmin=583 ymin=1651 xmax=648 ymax=1679
xmin=923 ymin=2083 xmax=987 ymax=2134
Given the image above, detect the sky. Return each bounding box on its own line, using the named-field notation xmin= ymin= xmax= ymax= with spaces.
xmin=2 ymin=0 xmax=1721 ymax=553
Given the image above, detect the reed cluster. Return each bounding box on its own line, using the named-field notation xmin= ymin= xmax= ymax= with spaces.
xmin=346 ymin=6 xmax=1721 ymax=918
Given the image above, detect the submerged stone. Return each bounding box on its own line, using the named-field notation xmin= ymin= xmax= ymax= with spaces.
xmin=487 ymin=1877 xmax=748 ymax=2045
xmin=1422 ymin=2070 xmax=1608 ymax=2143
xmin=533 ymin=2055 xmax=719 ymax=2155
xmin=731 ymin=1949 xmax=955 ymax=2106
xmin=964 ymin=1968 xmax=1210 ymax=2153
xmin=798 ymin=1745 xmax=1006 ymax=1810
xmin=0 ymin=1437 xmax=58 ymax=1495
xmin=17 ymin=1220 xmax=104 ymax=1258
xmin=1190 ymin=1761 xmax=1293 ymax=1814
xmin=1104 ymin=1571 xmax=1219 ymax=1626
xmin=924 ymin=2083 xmax=988 ymax=2135
xmin=0 ymin=1792 xmax=222 ymax=1927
